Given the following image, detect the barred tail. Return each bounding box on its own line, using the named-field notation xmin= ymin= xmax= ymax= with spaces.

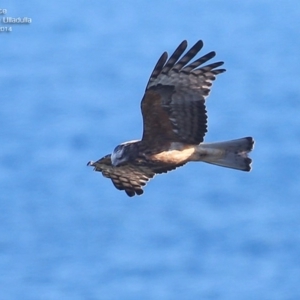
xmin=198 ymin=137 xmax=254 ymax=171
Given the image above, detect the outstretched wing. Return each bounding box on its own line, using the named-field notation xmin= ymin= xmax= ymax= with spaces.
xmin=87 ymin=155 xmax=184 ymax=197
xmin=141 ymin=40 xmax=225 ymax=147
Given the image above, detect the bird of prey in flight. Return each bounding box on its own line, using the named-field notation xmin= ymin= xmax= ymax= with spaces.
xmin=87 ymin=40 xmax=254 ymax=197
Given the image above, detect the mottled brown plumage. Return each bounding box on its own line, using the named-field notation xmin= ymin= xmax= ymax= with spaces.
xmin=87 ymin=40 xmax=254 ymax=196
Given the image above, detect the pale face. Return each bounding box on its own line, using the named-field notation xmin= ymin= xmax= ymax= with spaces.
xmin=111 ymin=145 xmax=128 ymax=166
xmin=111 ymin=140 xmax=140 ymax=167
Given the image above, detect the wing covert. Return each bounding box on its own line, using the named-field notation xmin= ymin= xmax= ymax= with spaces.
xmin=88 ymin=155 xmax=155 ymax=196
xmin=87 ymin=154 xmax=186 ymax=197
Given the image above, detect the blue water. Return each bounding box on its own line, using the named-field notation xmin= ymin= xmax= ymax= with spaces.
xmin=1 ymin=1 xmax=300 ymax=299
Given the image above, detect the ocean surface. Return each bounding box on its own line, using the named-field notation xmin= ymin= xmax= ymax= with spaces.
xmin=1 ymin=1 xmax=300 ymax=299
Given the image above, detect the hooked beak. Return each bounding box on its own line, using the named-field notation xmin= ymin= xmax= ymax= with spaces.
xmin=87 ymin=160 xmax=95 ymax=167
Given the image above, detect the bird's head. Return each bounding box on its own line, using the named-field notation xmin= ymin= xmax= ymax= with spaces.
xmin=111 ymin=140 xmax=139 ymax=167
xmin=111 ymin=145 xmax=127 ymax=166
